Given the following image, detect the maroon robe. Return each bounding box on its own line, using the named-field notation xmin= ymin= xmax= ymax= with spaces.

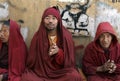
xmin=82 ymin=22 xmax=120 ymax=81
xmin=8 ymin=20 xmax=27 ymax=81
xmin=0 ymin=43 xmax=8 ymax=74
xmin=21 ymin=7 xmax=82 ymax=81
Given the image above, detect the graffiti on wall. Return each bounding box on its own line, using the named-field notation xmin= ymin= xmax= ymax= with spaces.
xmin=0 ymin=2 xmax=9 ymax=21
xmin=95 ymin=1 xmax=120 ymax=38
xmin=60 ymin=0 xmax=94 ymax=36
xmin=111 ymin=0 xmax=120 ymax=3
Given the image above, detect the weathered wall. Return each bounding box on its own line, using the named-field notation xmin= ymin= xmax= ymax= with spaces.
xmin=9 ymin=0 xmax=50 ymax=47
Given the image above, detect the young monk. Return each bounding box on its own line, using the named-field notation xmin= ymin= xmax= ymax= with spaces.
xmin=21 ymin=7 xmax=82 ymax=81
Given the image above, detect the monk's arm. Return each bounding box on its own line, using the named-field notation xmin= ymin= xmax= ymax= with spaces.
xmin=114 ymin=48 xmax=120 ymax=73
xmin=55 ymin=48 xmax=64 ymax=65
xmin=114 ymin=59 xmax=120 ymax=73
xmin=0 ymin=68 xmax=8 ymax=81
xmin=82 ymin=47 xmax=98 ymax=75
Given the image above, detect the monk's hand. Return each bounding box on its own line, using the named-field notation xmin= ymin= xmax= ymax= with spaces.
xmin=49 ymin=43 xmax=59 ymax=56
xmin=97 ymin=60 xmax=111 ymax=72
xmin=0 ymin=74 xmax=3 ymax=81
xmin=108 ymin=60 xmax=116 ymax=73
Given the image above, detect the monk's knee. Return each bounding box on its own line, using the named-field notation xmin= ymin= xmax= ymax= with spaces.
xmin=66 ymin=71 xmax=82 ymax=79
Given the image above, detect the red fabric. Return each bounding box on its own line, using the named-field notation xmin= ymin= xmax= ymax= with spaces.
xmin=55 ymin=49 xmax=64 ymax=65
xmin=21 ymin=7 xmax=82 ymax=81
xmin=8 ymin=20 xmax=27 ymax=81
xmin=0 ymin=68 xmax=7 ymax=74
xmin=0 ymin=42 xmax=8 ymax=74
xmin=0 ymin=40 xmax=2 ymax=49
xmin=82 ymin=22 xmax=120 ymax=81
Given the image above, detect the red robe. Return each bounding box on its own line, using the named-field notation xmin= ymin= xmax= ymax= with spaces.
xmin=21 ymin=7 xmax=82 ymax=81
xmin=0 ymin=43 xmax=8 ymax=74
xmin=8 ymin=20 xmax=27 ymax=81
xmin=82 ymin=22 xmax=120 ymax=81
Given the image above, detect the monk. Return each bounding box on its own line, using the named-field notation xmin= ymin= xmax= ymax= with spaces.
xmin=21 ymin=7 xmax=82 ymax=81
xmin=82 ymin=22 xmax=120 ymax=81
xmin=0 ymin=20 xmax=27 ymax=81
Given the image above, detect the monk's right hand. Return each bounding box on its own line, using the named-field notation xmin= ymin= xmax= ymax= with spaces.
xmin=108 ymin=60 xmax=116 ymax=73
xmin=97 ymin=60 xmax=116 ymax=73
xmin=49 ymin=43 xmax=59 ymax=56
xmin=0 ymin=74 xmax=3 ymax=81
xmin=97 ymin=60 xmax=111 ymax=72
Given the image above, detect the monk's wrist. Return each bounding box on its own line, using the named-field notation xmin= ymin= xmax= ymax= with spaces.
xmin=97 ymin=66 xmax=103 ymax=72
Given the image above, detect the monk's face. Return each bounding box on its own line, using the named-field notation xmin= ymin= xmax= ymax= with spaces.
xmin=99 ymin=32 xmax=113 ymax=49
xmin=0 ymin=24 xmax=9 ymax=43
xmin=44 ymin=15 xmax=58 ymax=31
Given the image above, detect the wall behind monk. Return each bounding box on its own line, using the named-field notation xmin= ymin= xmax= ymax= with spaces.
xmin=8 ymin=0 xmax=51 ymax=47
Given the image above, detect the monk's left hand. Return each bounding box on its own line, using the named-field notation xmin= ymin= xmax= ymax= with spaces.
xmin=108 ymin=60 xmax=117 ymax=73
xmin=49 ymin=43 xmax=59 ymax=56
xmin=0 ymin=74 xmax=3 ymax=81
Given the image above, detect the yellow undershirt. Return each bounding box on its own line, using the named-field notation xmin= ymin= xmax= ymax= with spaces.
xmin=48 ymin=35 xmax=57 ymax=46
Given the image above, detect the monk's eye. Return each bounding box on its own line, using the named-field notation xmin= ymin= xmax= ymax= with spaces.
xmin=45 ymin=17 xmax=50 ymax=20
xmin=52 ymin=17 xmax=57 ymax=20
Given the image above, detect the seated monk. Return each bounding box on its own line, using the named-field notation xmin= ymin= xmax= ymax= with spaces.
xmin=82 ymin=22 xmax=120 ymax=81
xmin=0 ymin=20 xmax=27 ymax=81
xmin=21 ymin=7 xmax=83 ymax=81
